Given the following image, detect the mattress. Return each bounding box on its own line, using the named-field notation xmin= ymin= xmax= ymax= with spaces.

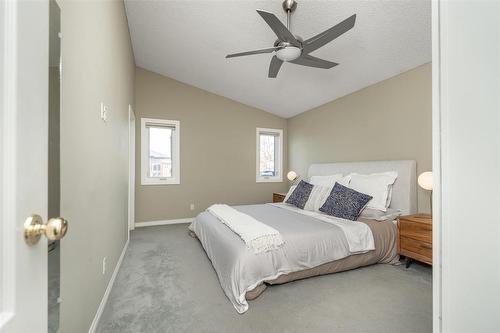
xmin=190 ymin=203 xmax=398 ymax=313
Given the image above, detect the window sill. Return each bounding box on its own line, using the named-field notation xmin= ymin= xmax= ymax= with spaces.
xmin=256 ymin=177 xmax=283 ymax=183
xmin=141 ymin=178 xmax=180 ymax=186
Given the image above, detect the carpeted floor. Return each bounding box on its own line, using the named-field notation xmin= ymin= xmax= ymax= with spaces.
xmin=96 ymin=224 xmax=432 ymax=333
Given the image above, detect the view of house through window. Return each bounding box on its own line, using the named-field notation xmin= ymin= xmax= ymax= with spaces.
xmin=256 ymin=128 xmax=283 ymax=182
xmin=259 ymin=133 xmax=277 ymax=177
xmin=148 ymin=126 xmax=172 ymax=178
xmin=141 ymin=118 xmax=180 ymax=185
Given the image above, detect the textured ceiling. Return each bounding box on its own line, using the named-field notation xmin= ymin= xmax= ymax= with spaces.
xmin=125 ymin=0 xmax=431 ymax=118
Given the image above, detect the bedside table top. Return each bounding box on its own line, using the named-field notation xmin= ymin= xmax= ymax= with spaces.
xmin=399 ymin=213 xmax=432 ymax=225
xmin=273 ymin=192 xmax=287 ymax=196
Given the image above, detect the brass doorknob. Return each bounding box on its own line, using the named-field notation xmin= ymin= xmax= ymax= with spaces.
xmin=24 ymin=214 xmax=68 ymax=245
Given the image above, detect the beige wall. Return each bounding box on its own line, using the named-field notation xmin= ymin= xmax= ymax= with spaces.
xmin=58 ymin=1 xmax=135 ymax=332
xmin=288 ymin=63 xmax=432 ymax=213
xmin=48 ymin=66 xmax=60 ymax=218
xmin=135 ymin=67 xmax=287 ymax=222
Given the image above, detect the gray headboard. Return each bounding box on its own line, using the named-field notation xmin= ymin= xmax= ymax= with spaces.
xmin=308 ymin=160 xmax=417 ymax=215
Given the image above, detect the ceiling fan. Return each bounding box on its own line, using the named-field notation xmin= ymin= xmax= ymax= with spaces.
xmin=226 ymin=0 xmax=356 ymax=78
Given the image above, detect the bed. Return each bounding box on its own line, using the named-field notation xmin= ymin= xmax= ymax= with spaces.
xmin=190 ymin=160 xmax=417 ymax=313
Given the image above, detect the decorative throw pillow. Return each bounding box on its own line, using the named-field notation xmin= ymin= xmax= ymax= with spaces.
xmin=319 ymin=183 xmax=373 ymax=221
xmin=285 ymin=180 xmax=314 ymax=209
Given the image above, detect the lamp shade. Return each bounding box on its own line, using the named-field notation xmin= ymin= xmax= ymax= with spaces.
xmin=287 ymin=171 xmax=298 ymax=181
xmin=418 ymin=171 xmax=433 ymax=191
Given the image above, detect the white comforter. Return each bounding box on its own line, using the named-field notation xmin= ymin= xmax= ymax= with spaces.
xmin=191 ymin=203 xmax=375 ymax=313
xmin=271 ymin=203 xmax=375 ymax=253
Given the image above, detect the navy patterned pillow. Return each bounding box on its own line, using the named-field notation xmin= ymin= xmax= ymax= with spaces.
xmin=319 ymin=183 xmax=373 ymax=221
xmin=286 ymin=180 xmax=314 ymax=209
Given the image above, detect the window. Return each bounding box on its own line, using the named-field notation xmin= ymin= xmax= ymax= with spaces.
xmin=141 ymin=118 xmax=180 ymax=185
xmin=256 ymin=128 xmax=283 ymax=182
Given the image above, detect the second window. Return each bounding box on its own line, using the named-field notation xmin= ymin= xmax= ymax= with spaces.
xmin=256 ymin=127 xmax=283 ymax=182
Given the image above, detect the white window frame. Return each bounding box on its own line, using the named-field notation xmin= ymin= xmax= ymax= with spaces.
xmin=141 ymin=117 xmax=180 ymax=185
xmin=256 ymin=127 xmax=283 ymax=183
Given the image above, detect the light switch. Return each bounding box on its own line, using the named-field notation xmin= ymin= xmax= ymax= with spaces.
xmin=100 ymin=102 xmax=108 ymax=122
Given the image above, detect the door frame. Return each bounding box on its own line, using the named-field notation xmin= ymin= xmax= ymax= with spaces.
xmin=0 ymin=0 xmax=18 ymax=325
xmin=128 ymin=105 xmax=136 ymax=234
xmin=432 ymin=1 xmax=500 ymax=331
xmin=431 ymin=0 xmax=442 ymax=331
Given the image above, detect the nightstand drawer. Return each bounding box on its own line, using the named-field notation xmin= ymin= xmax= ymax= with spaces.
xmin=400 ymin=236 xmax=432 ymax=262
xmin=399 ymin=221 xmax=432 ymax=242
xmin=273 ymin=193 xmax=286 ymax=203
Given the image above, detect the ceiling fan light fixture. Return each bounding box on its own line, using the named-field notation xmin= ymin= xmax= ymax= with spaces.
xmin=276 ymin=46 xmax=301 ymax=61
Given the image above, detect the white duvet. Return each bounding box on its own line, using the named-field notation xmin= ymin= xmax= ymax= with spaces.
xmin=191 ymin=203 xmax=375 ymax=313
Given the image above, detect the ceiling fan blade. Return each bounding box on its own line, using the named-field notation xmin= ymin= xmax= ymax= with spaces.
xmin=226 ymin=47 xmax=279 ymax=58
xmin=268 ymin=55 xmax=283 ymax=78
xmin=256 ymin=10 xmax=300 ymax=47
xmin=302 ymin=14 xmax=356 ymax=54
xmin=290 ymin=54 xmax=338 ymax=69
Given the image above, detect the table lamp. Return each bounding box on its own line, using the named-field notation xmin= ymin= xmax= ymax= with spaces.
xmin=418 ymin=171 xmax=433 ymax=215
xmin=287 ymin=171 xmax=299 ymax=185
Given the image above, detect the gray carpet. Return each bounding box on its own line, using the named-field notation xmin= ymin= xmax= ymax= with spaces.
xmin=96 ymin=224 xmax=432 ymax=333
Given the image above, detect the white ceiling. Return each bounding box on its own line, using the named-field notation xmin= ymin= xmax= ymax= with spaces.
xmin=125 ymin=0 xmax=431 ymax=118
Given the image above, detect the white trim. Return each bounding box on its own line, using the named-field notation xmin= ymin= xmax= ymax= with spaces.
xmin=0 ymin=0 xmax=17 ymax=327
xmin=128 ymin=106 xmax=135 ymax=233
xmin=135 ymin=218 xmax=194 ymax=228
xmin=256 ymin=127 xmax=283 ymax=183
xmin=431 ymin=0 xmax=442 ymax=331
xmin=140 ymin=117 xmax=180 ymax=185
xmin=88 ymin=239 xmax=129 ymax=333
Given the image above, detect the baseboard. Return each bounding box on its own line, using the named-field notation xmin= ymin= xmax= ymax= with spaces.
xmin=88 ymin=239 xmax=129 ymax=333
xmin=135 ymin=218 xmax=194 ymax=228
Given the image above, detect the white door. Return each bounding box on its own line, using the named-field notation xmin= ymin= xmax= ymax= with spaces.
xmin=0 ymin=1 xmax=64 ymax=332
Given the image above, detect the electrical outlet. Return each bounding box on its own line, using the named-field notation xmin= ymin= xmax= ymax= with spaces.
xmin=190 ymin=203 xmax=195 ymax=211
xmin=100 ymin=102 xmax=108 ymax=122
xmin=102 ymin=257 xmax=106 ymax=275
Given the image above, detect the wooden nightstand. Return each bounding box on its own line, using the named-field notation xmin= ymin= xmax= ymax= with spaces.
xmin=398 ymin=214 xmax=432 ymax=267
xmin=273 ymin=192 xmax=286 ymax=203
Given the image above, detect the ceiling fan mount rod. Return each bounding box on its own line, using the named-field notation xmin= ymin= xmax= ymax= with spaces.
xmin=282 ymin=0 xmax=297 ymax=31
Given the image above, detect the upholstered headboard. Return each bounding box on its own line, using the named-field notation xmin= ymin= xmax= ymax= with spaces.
xmin=307 ymin=160 xmax=417 ymax=215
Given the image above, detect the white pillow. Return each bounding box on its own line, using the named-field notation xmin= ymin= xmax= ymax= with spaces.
xmin=283 ymin=184 xmax=333 ymax=212
xmin=348 ymin=172 xmax=398 ymax=212
xmin=309 ymin=174 xmax=350 ymax=187
xmin=303 ymin=185 xmax=332 ymax=212
xmin=283 ymin=185 xmax=297 ymax=202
